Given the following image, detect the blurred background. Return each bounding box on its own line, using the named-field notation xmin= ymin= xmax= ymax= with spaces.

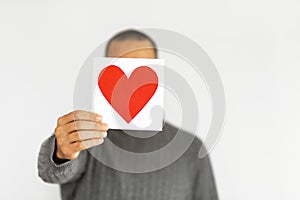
xmin=0 ymin=0 xmax=299 ymax=199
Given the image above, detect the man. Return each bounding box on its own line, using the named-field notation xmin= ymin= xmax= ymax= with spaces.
xmin=38 ymin=29 xmax=218 ymax=200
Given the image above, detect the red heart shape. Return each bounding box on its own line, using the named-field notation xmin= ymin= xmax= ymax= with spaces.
xmin=98 ymin=65 xmax=158 ymax=123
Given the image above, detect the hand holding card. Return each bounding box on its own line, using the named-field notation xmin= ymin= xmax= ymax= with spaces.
xmin=54 ymin=110 xmax=108 ymax=160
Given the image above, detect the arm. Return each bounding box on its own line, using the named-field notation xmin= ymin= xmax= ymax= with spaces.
xmin=38 ymin=134 xmax=88 ymax=184
xmin=193 ymin=145 xmax=219 ymax=200
xmin=38 ymin=110 xmax=108 ymax=184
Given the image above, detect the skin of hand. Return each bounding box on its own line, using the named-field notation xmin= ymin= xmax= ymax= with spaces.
xmin=54 ymin=110 xmax=109 ymax=160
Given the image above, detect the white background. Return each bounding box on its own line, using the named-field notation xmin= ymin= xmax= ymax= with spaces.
xmin=0 ymin=0 xmax=299 ymax=199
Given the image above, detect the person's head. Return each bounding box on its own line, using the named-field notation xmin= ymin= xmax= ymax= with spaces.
xmin=105 ymin=29 xmax=157 ymax=59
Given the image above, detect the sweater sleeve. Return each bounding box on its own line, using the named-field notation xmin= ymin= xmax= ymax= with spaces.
xmin=193 ymin=151 xmax=219 ymax=200
xmin=37 ymin=134 xmax=88 ymax=184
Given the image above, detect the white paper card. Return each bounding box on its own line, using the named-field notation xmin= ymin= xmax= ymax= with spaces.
xmin=92 ymin=57 xmax=165 ymax=131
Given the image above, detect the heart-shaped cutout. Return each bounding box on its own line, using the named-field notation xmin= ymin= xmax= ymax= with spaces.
xmin=98 ymin=65 xmax=158 ymax=123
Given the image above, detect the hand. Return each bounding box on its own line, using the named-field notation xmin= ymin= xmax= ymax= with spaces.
xmin=54 ymin=110 xmax=108 ymax=160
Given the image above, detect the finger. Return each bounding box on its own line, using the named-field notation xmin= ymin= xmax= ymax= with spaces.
xmin=57 ymin=110 xmax=102 ymax=126
xmin=61 ymin=121 xmax=109 ymax=134
xmin=72 ymin=138 xmax=104 ymax=151
xmin=56 ymin=130 xmax=107 ymax=146
xmin=68 ymin=131 xmax=107 ymax=142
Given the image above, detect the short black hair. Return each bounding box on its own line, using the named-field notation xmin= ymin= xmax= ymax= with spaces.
xmin=105 ymin=29 xmax=157 ymax=57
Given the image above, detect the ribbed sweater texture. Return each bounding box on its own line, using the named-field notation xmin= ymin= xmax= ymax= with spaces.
xmin=38 ymin=122 xmax=218 ymax=200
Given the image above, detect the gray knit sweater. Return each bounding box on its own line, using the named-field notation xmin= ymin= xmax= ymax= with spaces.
xmin=38 ymin=122 xmax=218 ymax=200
